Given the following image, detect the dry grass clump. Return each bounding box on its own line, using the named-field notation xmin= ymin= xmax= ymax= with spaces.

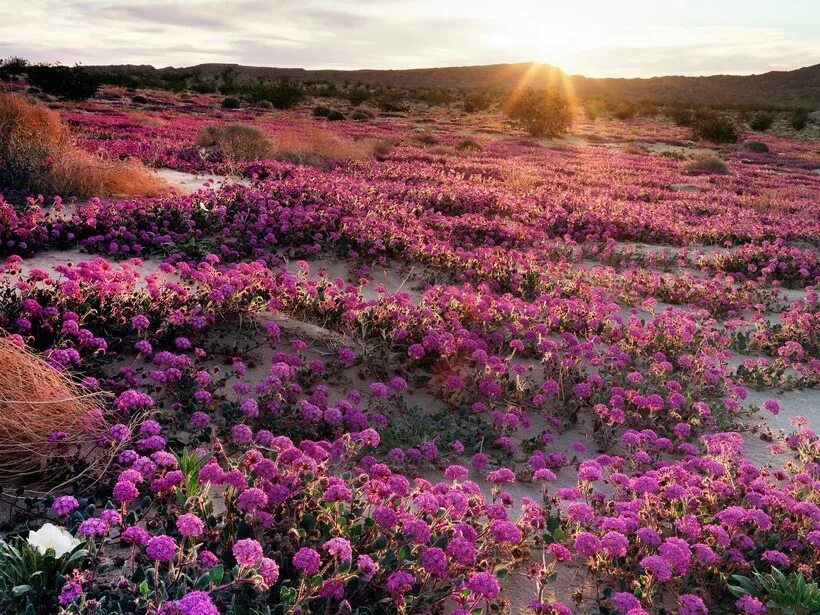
xmin=620 ymin=142 xmax=647 ymax=155
xmin=0 ymin=92 xmax=167 ymax=198
xmin=684 ymin=153 xmax=730 ymax=175
xmin=196 ymin=124 xmax=274 ymax=161
xmin=0 ymin=336 xmax=108 ymax=483
xmin=196 ymin=123 xmax=389 ymax=167
xmin=504 ymin=165 xmax=542 ymax=191
xmin=271 ymin=127 xmax=380 ymax=166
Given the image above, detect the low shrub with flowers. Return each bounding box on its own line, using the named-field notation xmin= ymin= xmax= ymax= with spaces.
xmin=563 ymin=431 xmax=819 ymax=613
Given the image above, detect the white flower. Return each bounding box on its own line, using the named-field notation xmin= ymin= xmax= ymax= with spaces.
xmin=27 ymin=523 xmax=80 ymax=558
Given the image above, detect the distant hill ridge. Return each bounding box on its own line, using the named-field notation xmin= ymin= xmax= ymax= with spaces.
xmin=86 ymin=62 xmax=820 ymax=109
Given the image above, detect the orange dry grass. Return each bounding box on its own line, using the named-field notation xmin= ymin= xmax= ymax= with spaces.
xmin=0 ymin=336 xmax=108 ymax=482
xmin=197 ymin=124 xmax=274 ymax=161
xmin=272 ymin=127 xmax=378 ymax=166
xmin=48 ymin=149 xmax=168 ymax=197
xmin=0 ymin=92 xmax=168 ymax=198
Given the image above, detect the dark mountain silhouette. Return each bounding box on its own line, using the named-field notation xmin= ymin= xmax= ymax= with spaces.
xmin=86 ymin=62 xmax=820 ymax=109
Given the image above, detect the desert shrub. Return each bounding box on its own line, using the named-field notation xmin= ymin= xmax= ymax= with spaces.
xmin=0 ymin=92 xmax=166 ymax=197
xmin=692 ymin=113 xmax=740 ymax=143
xmin=669 ymin=106 xmax=695 ymax=127
xmin=745 ymin=141 xmax=770 ymax=153
xmin=583 ymin=99 xmax=605 ymax=121
xmin=463 ymin=91 xmax=492 ymax=113
xmin=313 ymin=106 xmax=344 ymax=120
xmin=221 ymin=96 xmax=241 ymax=109
xmin=0 ymin=56 xmax=28 ymax=80
xmin=376 ymin=93 xmax=409 ymax=113
xmin=611 ymin=101 xmax=637 ymax=120
xmin=503 ymin=87 xmax=574 ymax=137
xmin=685 ymin=153 xmax=730 ymax=174
xmin=749 ymin=112 xmax=774 ymax=131
xmin=456 ymin=137 xmax=482 ymax=151
xmin=244 ymin=78 xmax=304 ymax=109
xmin=415 ymin=131 xmax=438 ymax=145
xmin=130 ymin=94 xmax=149 ymax=104
xmin=196 ymin=124 xmax=273 ymax=161
xmin=347 ymin=88 xmax=370 ymax=106
xmin=256 ymin=100 xmax=274 ymax=110
xmin=312 ymin=105 xmax=333 ymax=118
xmin=790 ymin=108 xmax=810 ymax=131
xmin=25 ymin=64 xmax=99 ymax=100
xmin=349 ymin=109 xmax=374 ymax=121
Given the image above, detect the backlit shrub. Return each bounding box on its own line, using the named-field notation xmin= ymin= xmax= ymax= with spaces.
xmin=503 ymin=87 xmax=574 ymax=137
xmin=692 ymin=113 xmax=740 ymax=143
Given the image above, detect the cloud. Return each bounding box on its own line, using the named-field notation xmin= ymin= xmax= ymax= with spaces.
xmin=0 ymin=0 xmax=817 ymax=75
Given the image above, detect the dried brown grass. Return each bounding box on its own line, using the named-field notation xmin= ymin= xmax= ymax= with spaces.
xmin=196 ymin=123 xmax=274 ymax=161
xmin=271 ymin=127 xmax=377 ymax=165
xmin=0 ymin=92 xmax=168 ymax=198
xmin=0 ymin=336 xmax=108 ymax=483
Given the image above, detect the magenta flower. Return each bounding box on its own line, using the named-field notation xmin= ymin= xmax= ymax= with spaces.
xmin=293 ymin=547 xmax=322 ymax=575
xmin=233 ymin=538 xmax=264 ymax=567
xmin=146 ymin=535 xmax=177 ymax=562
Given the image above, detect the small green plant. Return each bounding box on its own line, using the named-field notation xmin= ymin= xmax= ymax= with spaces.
xmin=174 ymin=447 xmax=214 ymax=504
xmin=0 ymin=530 xmax=87 ymax=613
xmin=728 ymin=568 xmax=820 ymax=615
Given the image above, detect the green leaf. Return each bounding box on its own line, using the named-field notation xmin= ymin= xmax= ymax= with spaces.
xmin=139 ymin=580 xmax=150 ymax=597
xmin=209 ymin=564 xmax=224 ymax=585
xmin=12 ymin=584 xmax=31 ymax=596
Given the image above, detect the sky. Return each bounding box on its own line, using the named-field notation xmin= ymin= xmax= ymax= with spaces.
xmin=2 ymin=0 xmax=819 ymax=77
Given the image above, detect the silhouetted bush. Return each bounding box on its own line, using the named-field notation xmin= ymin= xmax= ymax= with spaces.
xmin=463 ymin=92 xmax=492 ymax=113
xmin=0 ymin=57 xmax=28 ymax=80
xmin=349 ymin=109 xmax=374 ymax=121
xmin=244 ymin=78 xmax=304 ymax=109
xmin=377 ymin=94 xmax=409 ymax=113
xmin=749 ymin=112 xmax=774 ymax=131
xmin=131 ymin=95 xmax=149 ymax=104
xmin=503 ymin=87 xmax=573 ymax=137
xmin=25 ymin=64 xmax=100 ymax=100
xmin=745 ymin=141 xmax=770 ymax=153
xmin=221 ymin=96 xmax=241 ymax=109
xmin=348 ymin=89 xmax=370 ymax=106
xmin=257 ymin=100 xmax=274 ymax=110
xmin=669 ymin=107 xmax=695 ymax=127
xmin=611 ymin=102 xmax=636 ymax=120
xmin=790 ymin=108 xmax=809 ymax=131
xmin=692 ymin=113 xmax=739 ymax=143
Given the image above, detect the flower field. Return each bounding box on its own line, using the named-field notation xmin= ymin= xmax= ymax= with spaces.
xmin=0 ymin=89 xmax=818 ymax=615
